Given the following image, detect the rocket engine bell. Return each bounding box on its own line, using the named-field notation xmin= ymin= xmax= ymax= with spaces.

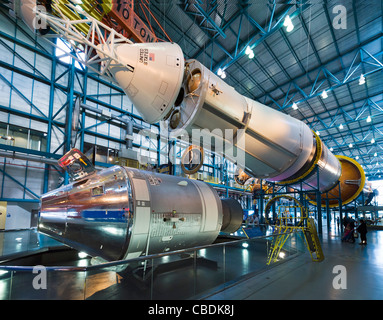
xmin=39 ymin=158 xmax=243 ymax=261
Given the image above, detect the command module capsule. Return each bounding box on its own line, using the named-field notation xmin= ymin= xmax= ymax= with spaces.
xmin=38 ymin=149 xmax=243 ymax=261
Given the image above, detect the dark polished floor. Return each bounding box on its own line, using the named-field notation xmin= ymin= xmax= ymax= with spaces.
xmin=205 ymin=221 xmax=383 ymax=300
xmin=0 ymin=229 xmax=63 ymax=259
xmin=0 ymin=228 xmax=280 ymax=299
xmin=1 ymin=221 xmax=382 ymax=300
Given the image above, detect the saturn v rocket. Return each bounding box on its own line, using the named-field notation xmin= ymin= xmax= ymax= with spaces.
xmin=94 ymin=41 xmax=365 ymax=207
xmin=12 ymin=1 xmax=365 ymax=261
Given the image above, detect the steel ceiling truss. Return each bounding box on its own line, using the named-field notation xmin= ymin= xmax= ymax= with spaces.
xmin=309 ymin=97 xmax=383 ymax=135
xmin=213 ymin=1 xmax=308 ymax=74
xmin=260 ymin=34 xmax=383 ymax=180
xmin=216 ymin=2 xmax=311 ymax=74
xmin=184 ymin=1 xmax=309 ymax=76
xmin=179 ymin=1 xmax=383 ymax=180
xmin=267 ymin=43 xmax=383 ymax=112
xmin=182 ymin=0 xmax=227 ymax=39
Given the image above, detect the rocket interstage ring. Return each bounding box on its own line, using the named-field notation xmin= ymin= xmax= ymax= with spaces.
xmin=306 ymin=155 xmax=366 ymax=208
xmin=276 ymin=131 xmax=322 ymax=185
xmin=180 ymin=145 xmax=204 ymax=175
xmin=264 ymin=195 xmax=307 ymax=227
xmin=234 ymin=168 xmax=252 ymax=186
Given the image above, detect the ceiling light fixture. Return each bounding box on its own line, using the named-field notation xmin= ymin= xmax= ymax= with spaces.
xmin=245 ymin=46 xmax=254 ymax=59
xmin=292 ymin=102 xmax=298 ymax=110
xmin=286 ymin=23 xmax=294 ymax=33
xmin=349 ymin=143 xmax=353 ymax=148
xmin=339 ymin=124 xmax=343 ymax=129
xmin=359 ymin=74 xmax=366 ymax=85
xmin=367 ymin=115 xmax=372 ymax=123
xmin=217 ymin=68 xmax=226 ymax=79
xmin=0 ymin=135 xmax=14 ymax=141
xmin=321 ymin=90 xmax=328 ymax=99
xmin=283 ymin=15 xmax=294 ymax=32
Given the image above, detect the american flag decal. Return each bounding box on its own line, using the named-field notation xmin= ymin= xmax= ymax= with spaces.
xmin=149 ymin=53 xmax=155 ymax=61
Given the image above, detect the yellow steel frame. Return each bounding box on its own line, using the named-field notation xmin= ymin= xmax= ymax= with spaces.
xmin=265 ymin=196 xmax=324 ymax=265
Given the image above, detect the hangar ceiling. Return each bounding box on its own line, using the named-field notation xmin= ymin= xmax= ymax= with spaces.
xmin=145 ymin=0 xmax=383 ymax=180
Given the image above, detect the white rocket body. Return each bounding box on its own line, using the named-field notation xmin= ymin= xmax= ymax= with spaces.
xmin=102 ymin=43 xmax=342 ymax=194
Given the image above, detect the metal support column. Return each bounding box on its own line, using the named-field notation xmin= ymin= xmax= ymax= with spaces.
xmin=259 ymin=179 xmax=265 ymax=224
xmin=338 ymin=182 xmax=343 ymax=232
xmin=326 ymin=196 xmax=331 ymax=233
xmin=64 ymin=59 xmax=75 ymax=185
xmin=43 ymin=54 xmax=57 ymax=193
xmin=316 ymin=165 xmax=323 ymax=234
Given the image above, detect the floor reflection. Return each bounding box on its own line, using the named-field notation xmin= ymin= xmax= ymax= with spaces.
xmin=0 ymin=228 xmax=62 ymax=258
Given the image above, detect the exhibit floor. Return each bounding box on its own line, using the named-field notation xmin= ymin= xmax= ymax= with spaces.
xmin=0 ymin=227 xmax=297 ymax=299
xmin=1 ymin=223 xmax=382 ymax=300
xmin=205 ymin=223 xmax=383 ymax=300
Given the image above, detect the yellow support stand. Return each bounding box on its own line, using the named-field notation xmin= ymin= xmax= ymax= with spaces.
xmin=267 ymin=226 xmax=294 ymax=265
xmin=303 ymin=218 xmax=324 ymax=262
xmin=265 ymin=196 xmax=324 ymax=265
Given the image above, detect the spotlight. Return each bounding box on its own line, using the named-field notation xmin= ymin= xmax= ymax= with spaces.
xmin=286 ymin=23 xmax=294 ymax=32
xmin=78 ymin=252 xmax=88 ymax=259
xmin=217 ymin=68 xmax=226 ymax=79
xmin=359 ymin=74 xmax=366 ymax=85
xmin=245 ymin=46 xmax=254 ymax=59
xmin=0 ymin=135 xmax=14 ymax=141
xmin=283 ymin=15 xmax=294 ymax=32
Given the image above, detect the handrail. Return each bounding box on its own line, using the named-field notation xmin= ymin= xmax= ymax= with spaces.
xmin=0 ymin=229 xmax=297 ymax=272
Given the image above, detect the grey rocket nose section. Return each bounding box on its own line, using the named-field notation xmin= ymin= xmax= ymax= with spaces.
xmin=97 ymin=42 xmax=185 ymax=124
